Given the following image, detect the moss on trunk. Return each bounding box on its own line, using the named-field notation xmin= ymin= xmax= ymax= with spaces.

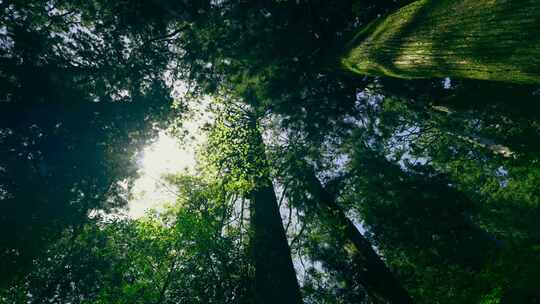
xmin=342 ymin=0 xmax=540 ymax=84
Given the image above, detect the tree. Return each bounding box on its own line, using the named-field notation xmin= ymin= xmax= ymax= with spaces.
xmin=342 ymin=0 xmax=540 ymax=84
xmin=342 ymin=147 xmax=502 ymax=303
xmin=157 ymin=0 xmax=403 ymax=100
xmin=204 ymin=99 xmax=302 ymax=304
xmin=303 ymin=169 xmax=413 ymax=304
xmin=0 ymin=0 xmax=181 ymax=285
xmin=0 ymin=174 xmax=249 ymax=304
xmin=266 ymin=130 xmax=413 ymax=303
xmin=341 ymin=84 xmax=540 ymax=303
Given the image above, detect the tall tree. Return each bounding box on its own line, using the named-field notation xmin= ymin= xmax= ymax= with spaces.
xmin=342 ymin=0 xmax=540 ymax=84
xmin=262 ymin=97 xmax=413 ymax=302
xmin=0 ymin=0 xmax=183 ymax=285
xmin=303 ymin=169 xmax=413 ymax=304
xmin=204 ymin=100 xmax=302 ymax=304
xmin=339 ymin=86 xmax=540 ymax=302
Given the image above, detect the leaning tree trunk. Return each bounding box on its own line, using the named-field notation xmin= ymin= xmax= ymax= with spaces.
xmin=249 ymin=128 xmax=303 ymax=304
xmin=305 ymin=172 xmax=413 ymax=304
xmin=342 ymin=0 xmax=540 ymax=84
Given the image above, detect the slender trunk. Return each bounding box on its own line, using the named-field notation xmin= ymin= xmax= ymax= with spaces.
xmin=342 ymin=0 xmax=540 ymax=84
xmin=443 ymin=130 xmax=514 ymax=158
xmin=305 ymin=172 xmax=413 ymax=304
xmin=430 ymin=106 xmax=514 ymax=158
xmin=249 ymin=128 xmax=302 ymax=304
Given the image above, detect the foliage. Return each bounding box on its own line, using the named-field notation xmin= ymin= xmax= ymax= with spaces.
xmin=2 ymin=1 xmax=540 ymax=303
xmin=0 ymin=0 xmax=183 ymax=284
xmin=1 ymin=175 xmax=250 ymax=304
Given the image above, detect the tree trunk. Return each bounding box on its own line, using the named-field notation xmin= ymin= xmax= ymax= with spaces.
xmin=305 ymin=172 xmax=414 ymax=304
xmin=249 ymin=129 xmax=303 ymax=304
xmin=342 ymin=0 xmax=540 ymax=84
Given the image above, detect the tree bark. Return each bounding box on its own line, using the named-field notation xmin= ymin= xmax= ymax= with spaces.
xmin=342 ymin=0 xmax=540 ymax=84
xmin=305 ymin=172 xmax=414 ymax=304
xmin=249 ymin=129 xmax=303 ymax=304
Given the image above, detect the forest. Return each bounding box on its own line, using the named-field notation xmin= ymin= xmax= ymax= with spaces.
xmin=1 ymin=0 xmax=539 ymax=303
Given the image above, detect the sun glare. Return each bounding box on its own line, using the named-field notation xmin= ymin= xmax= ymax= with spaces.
xmin=139 ymin=131 xmax=196 ymax=176
xmin=127 ymin=108 xmax=210 ymax=218
xmin=126 ymin=132 xmax=193 ymax=218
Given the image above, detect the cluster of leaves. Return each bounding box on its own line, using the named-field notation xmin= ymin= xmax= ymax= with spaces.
xmin=1 ymin=174 xmax=250 ymax=304
xmin=201 ymin=99 xmax=271 ymax=194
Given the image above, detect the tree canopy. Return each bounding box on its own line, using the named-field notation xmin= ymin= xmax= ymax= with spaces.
xmin=1 ymin=1 xmax=540 ymax=303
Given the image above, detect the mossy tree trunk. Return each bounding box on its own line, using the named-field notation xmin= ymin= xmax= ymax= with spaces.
xmin=342 ymin=0 xmax=540 ymax=84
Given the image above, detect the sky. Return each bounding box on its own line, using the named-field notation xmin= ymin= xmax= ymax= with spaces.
xmin=124 ymin=70 xmax=213 ymax=218
xmin=127 ymin=107 xmax=210 ymax=218
xmin=127 ymin=132 xmax=194 ymax=218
